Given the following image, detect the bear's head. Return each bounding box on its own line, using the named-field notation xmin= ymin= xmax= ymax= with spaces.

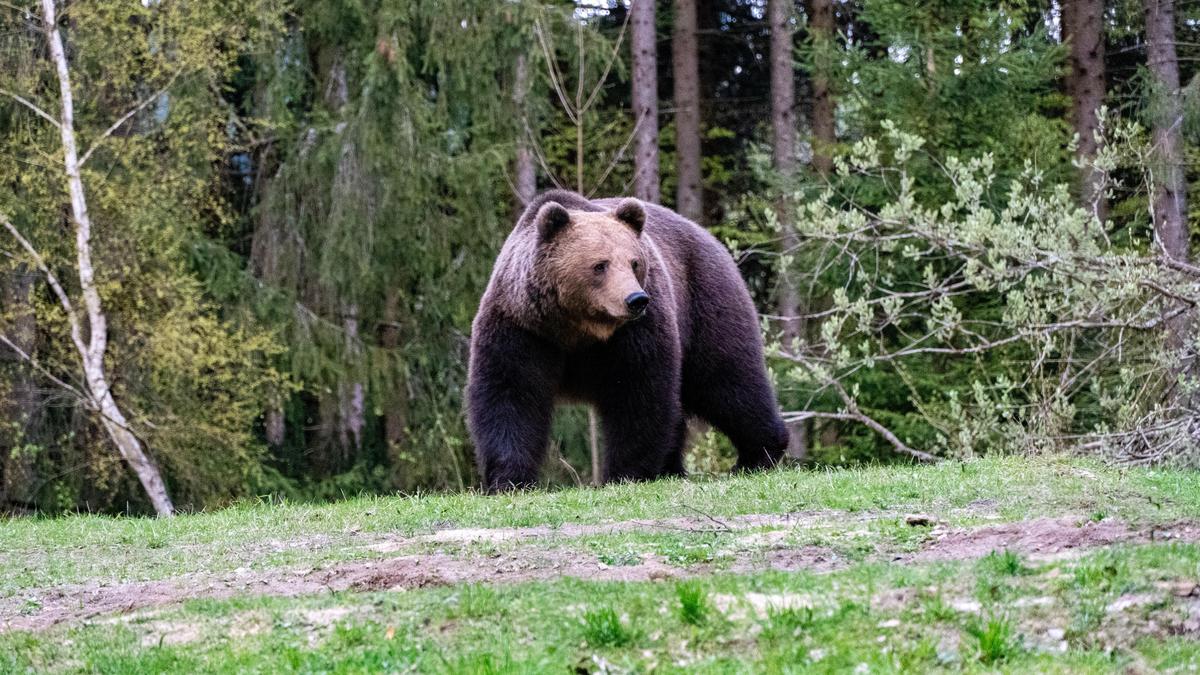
xmin=533 ymin=199 xmax=649 ymax=342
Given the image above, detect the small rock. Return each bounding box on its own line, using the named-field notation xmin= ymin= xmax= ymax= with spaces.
xmin=937 ymin=648 xmax=959 ymax=665
xmin=1013 ymin=596 xmax=1055 ymax=608
xmin=950 ymin=599 xmax=982 ymax=613
xmin=1106 ymin=594 xmax=1153 ymax=613
xmin=1171 ymin=582 xmax=1199 ymax=598
xmin=877 ymin=619 xmax=901 ymax=628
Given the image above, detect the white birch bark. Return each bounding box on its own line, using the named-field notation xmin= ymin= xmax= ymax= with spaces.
xmin=39 ymin=0 xmax=174 ymax=516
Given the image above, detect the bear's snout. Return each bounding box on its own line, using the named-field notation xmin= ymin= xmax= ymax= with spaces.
xmin=625 ymin=291 xmax=650 ymax=316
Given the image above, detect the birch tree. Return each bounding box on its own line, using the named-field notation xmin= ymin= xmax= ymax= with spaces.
xmin=0 ymin=0 xmax=175 ymax=515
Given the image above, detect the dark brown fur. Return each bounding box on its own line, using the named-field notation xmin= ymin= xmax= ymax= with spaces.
xmin=467 ymin=190 xmax=788 ymax=490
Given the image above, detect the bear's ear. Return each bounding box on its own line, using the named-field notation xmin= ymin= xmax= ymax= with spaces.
xmin=535 ymin=202 xmax=570 ymax=242
xmin=613 ymin=199 xmax=645 ymax=234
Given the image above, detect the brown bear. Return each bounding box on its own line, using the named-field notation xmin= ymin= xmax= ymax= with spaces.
xmin=467 ymin=190 xmax=789 ymax=491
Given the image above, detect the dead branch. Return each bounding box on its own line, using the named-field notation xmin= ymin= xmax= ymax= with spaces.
xmin=0 ymin=88 xmax=60 ymax=128
xmin=0 ymin=212 xmax=86 ymax=357
xmin=78 ymin=72 xmax=181 ymax=167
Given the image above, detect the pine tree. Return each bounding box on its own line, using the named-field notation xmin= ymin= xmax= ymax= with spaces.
xmin=631 ymin=0 xmax=661 ymax=202
xmin=673 ymin=0 xmax=703 ymax=221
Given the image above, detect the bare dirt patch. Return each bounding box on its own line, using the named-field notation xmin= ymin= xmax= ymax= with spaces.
xmin=368 ymin=511 xmax=849 ymax=551
xmin=909 ymin=517 xmax=1200 ymax=563
xmin=0 ymin=549 xmax=696 ymax=633
xmin=4 ymin=515 xmax=1200 ymax=633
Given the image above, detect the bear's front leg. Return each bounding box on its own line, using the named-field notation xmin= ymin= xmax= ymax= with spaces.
xmin=467 ymin=316 xmax=562 ymax=492
xmin=593 ymin=326 xmax=685 ymax=483
xmin=596 ymin=391 xmax=685 ymax=483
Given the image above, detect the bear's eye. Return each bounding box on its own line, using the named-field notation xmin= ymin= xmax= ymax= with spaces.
xmin=592 ymin=261 xmax=608 ymax=275
xmin=631 ymin=260 xmax=640 ymax=272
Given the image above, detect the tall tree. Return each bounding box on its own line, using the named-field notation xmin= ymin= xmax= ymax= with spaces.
xmin=1142 ymin=0 xmax=1188 ymax=261
xmin=323 ymin=48 xmax=367 ymax=463
xmin=673 ymin=0 xmax=702 ymax=221
xmin=631 ymin=0 xmax=661 ymax=202
xmin=514 ymin=52 xmax=537 ymax=207
xmin=0 ymin=0 xmax=178 ymax=515
xmin=770 ymin=0 xmax=799 ymax=344
xmin=1063 ymin=0 xmax=1108 ymax=218
xmin=770 ymin=0 xmax=806 ymax=459
xmin=0 ymin=267 xmax=37 ymax=509
xmin=380 ymin=288 xmax=408 ymax=488
xmin=806 ymin=0 xmax=835 ymax=177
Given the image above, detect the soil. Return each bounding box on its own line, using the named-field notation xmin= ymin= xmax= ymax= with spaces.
xmin=368 ymin=511 xmax=859 ymax=551
xmin=4 ymin=514 xmax=1198 ymax=633
xmin=909 ymin=517 xmax=1200 ymax=563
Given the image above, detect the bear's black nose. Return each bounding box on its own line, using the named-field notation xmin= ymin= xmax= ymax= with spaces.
xmin=625 ymin=291 xmax=650 ymax=315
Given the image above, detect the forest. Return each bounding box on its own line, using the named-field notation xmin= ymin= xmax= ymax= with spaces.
xmin=0 ymin=0 xmax=1197 ymax=516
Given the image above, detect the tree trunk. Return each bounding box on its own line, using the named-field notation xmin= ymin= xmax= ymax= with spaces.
xmin=41 ymin=0 xmax=174 ymax=516
xmin=250 ymin=156 xmax=289 ymax=449
xmin=322 ymin=51 xmax=366 ymax=458
xmin=672 ymin=0 xmax=702 ymax=221
xmin=770 ymin=0 xmax=799 ymax=342
xmin=514 ymin=53 xmax=536 ymax=207
xmin=806 ymin=0 xmax=835 ymax=177
xmin=1142 ymin=0 xmax=1188 ymax=262
xmin=770 ymin=0 xmax=807 ymax=460
xmin=770 ymin=0 xmax=799 ymax=340
xmin=0 ymin=267 xmax=39 ymax=507
xmin=338 ymin=303 xmax=365 ymax=454
xmin=631 ymin=0 xmax=661 ymax=203
xmin=1064 ymin=0 xmax=1107 ymax=219
xmin=380 ymin=289 xmax=408 ymax=488
xmin=264 ymin=406 xmax=286 ymax=447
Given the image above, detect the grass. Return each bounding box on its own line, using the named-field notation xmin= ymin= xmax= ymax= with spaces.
xmin=581 ymin=607 xmax=637 ymax=647
xmin=976 ymin=549 xmax=1030 ymax=577
xmin=4 ymin=456 xmax=1200 ymax=672
xmin=964 ymin=615 xmax=1021 ymax=665
xmin=5 ymin=456 xmax=1200 ymax=597
xmin=8 ymin=544 xmax=1200 ymax=672
xmin=675 ymin=581 xmax=711 ymax=625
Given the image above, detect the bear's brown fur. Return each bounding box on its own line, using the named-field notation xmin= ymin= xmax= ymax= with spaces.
xmin=467 ymin=190 xmax=788 ymax=490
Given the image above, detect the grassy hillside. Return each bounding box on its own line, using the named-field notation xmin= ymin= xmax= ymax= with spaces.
xmin=4 ymin=456 xmax=1200 ymax=673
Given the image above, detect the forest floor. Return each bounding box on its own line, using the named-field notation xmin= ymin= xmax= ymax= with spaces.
xmin=4 ymin=457 xmax=1200 ymax=673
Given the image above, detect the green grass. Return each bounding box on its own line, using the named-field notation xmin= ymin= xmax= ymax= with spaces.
xmin=6 ymin=543 xmax=1200 ymax=673
xmin=5 ymin=456 xmax=1200 ymax=597
xmin=580 ymin=607 xmax=638 ymax=647
xmin=675 ymin=581 xmax=711 ymax=625
xmin=5 ymin=456 xmax=1200 ymax=672
xmin=976 ymin=549 xmax=1030 ymax=577
xmin=964 ymin=614 xmax=1021 ymax=665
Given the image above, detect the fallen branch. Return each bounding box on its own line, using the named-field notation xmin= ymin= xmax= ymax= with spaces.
xmin=78 ymin=72 xmax=182 ymax=167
